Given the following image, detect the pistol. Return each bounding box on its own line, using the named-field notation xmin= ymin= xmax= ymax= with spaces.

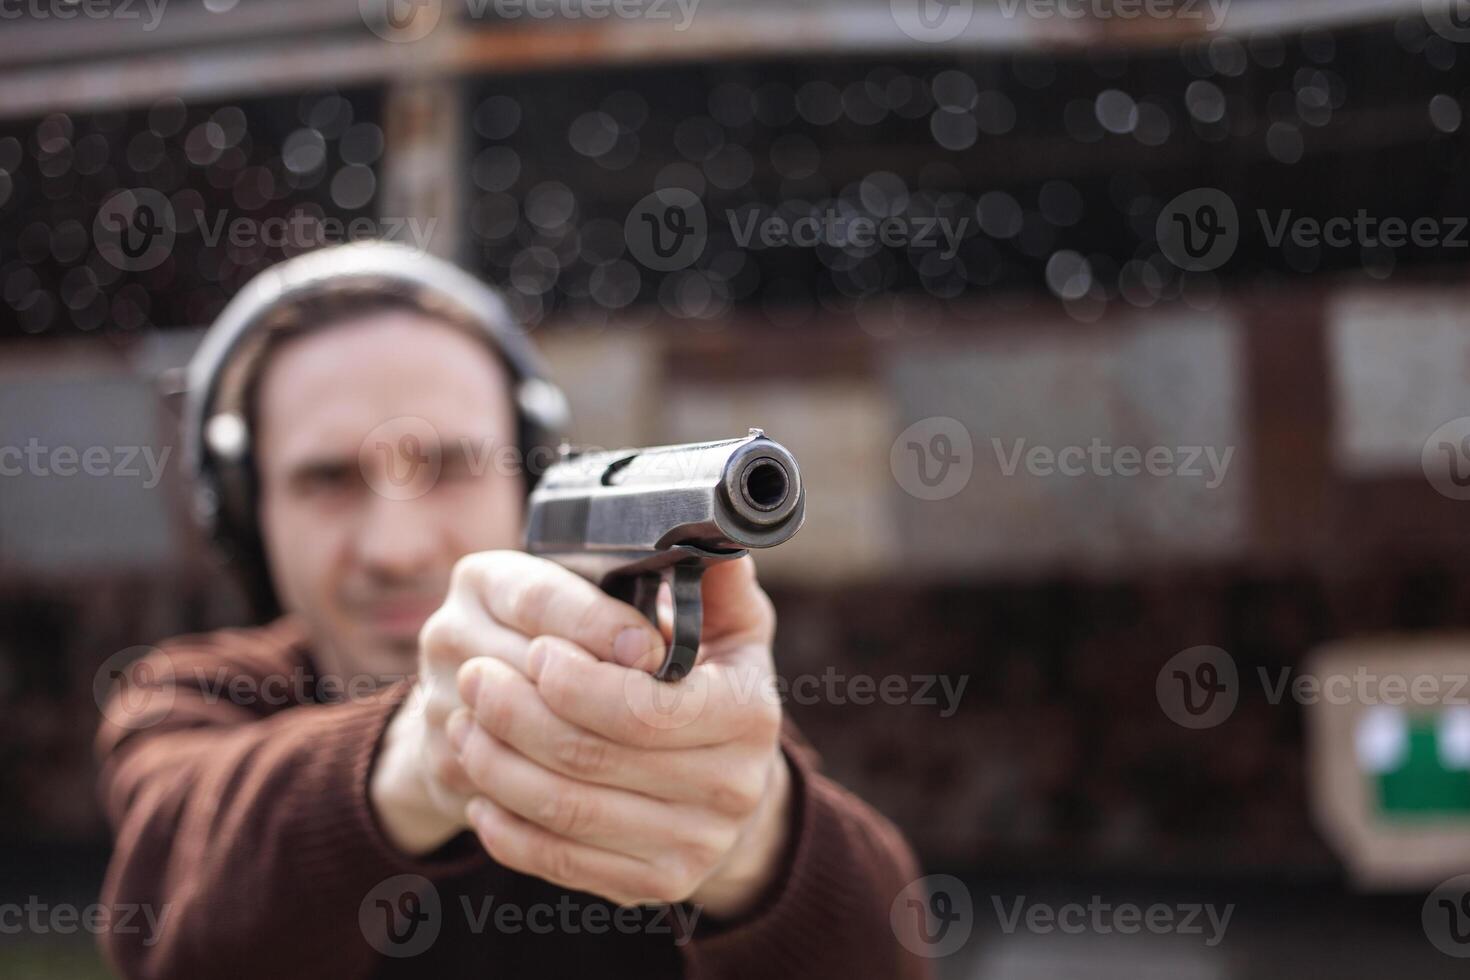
xmin=526 ymin=428 xmax=805 ymax=682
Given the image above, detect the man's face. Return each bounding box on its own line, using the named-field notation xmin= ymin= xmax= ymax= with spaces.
xmin=254 ymin=311 xmax=524 ymax=680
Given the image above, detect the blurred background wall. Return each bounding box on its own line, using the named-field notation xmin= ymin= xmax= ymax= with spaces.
xmin=4 ymin=0 xmax=1470 ymax=976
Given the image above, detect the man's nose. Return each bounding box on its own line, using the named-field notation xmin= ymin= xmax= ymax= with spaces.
xmin=355 ymin=494 xmax=439 ymax=580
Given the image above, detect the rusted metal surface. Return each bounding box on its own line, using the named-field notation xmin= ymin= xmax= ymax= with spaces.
xmin=379 ymin=76 xmax=464 ymax=257
xmin=0 ymin=0 xmax=364 ymax=68
xmin=0 ymin=38 xmax=398 ymax=120
xmin=0 ymin=0 xmax=1432 ymax=120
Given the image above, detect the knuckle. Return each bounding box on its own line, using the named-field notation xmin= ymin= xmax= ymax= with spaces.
xmin=648 ymin=881 xmax=684 ymax=905
xmin=652 ymin=858 xmax=699 ymax=904
xmin=541 ymin=790 xmax=598 ymax=838
xmin=509 ymin=577 xmax=558 ymax=630
xmin=421 ymin=697 xmax=450 ymax=725
xmin=749 ymin=697 xmax=783 ymax=742
xmin=708 ymin=771 xmax=765 ymax=817
xmin=536 ymin=836 xmax=581 ymax=887
xmin=450 ymin=553 xmax=489 ymax=591
xmin=432 ymin=753 xmax=462 ymax=788
xmin=417 ymin=613 xmax=446 ymax=656
xmin=754 ymin=588 xmax=776 ymax=636
xmin=459 ymin=743 xmax=492 ymax=789
xmin=680 ymin=828 xmax=728 ymax=872
xmin=476 ymin=683 xmax=515 ymax=737
xmin=536 ymin=661 xmax=569 ymax=708
xmin=640 ymin=874 xmax=678 ymax=906
xmin=626 ymin=721 xmax=676 ymax=752
xmin=611 ymin=711 xmax=653 ymax=748
xmin=444 ymin=766 xmax=477 ymax=797
xmin=419 ymin=611 xmax=467 ymax=661
xmin=537 ymin=662 xmax=583 ymax=720
xmin=553 ymin=732 xmax=610 ymax=778
xmin=570 ymin=599 xmax=616 ymax=649
xmin=433 ymin=754 xmax=476 ymax=796
xmin=713 ymin=824 xmax=741 ymax=857
xmin=458 ymin=728 xmax=499 ymax=787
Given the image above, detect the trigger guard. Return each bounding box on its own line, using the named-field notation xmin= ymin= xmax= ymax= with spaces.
xmin=626 ymin=565 xmax=703 ymax=682
xmin=660 ymin=564 xmax=704 ymax=682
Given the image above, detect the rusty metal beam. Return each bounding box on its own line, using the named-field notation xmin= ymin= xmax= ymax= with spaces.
xmin=0 ymin=0 xmax=1435 ymax=122
xmin=380 ymin=74 xmax=465 ymax=258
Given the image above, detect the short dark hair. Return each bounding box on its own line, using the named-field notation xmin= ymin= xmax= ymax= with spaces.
xmin=215 ymin=281 xmax=516 ymax=449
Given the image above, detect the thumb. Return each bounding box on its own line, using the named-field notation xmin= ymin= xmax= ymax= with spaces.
xmin=696 ymin=555 xmax=775 ymax=649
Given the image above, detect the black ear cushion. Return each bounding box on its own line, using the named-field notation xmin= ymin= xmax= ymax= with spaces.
xmin=210 ymin=454 xmax=280 ymax=617
xmin=519 ymin=418 xmax=560 ymax=493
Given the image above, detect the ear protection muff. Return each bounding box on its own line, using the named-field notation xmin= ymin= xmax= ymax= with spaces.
xmin=182 ymin=241 xmax=571 ymax=618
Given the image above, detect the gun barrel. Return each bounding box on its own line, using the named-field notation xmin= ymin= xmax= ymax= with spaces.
xmin=720 ymin=437 xmax=801 ymax=531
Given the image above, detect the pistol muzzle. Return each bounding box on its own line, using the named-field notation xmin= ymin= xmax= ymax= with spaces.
xmin=721 ymin=436 xmax=802 ymax=530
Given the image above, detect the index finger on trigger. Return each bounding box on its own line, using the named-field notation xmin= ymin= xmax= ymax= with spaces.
xmin=464 ymin=551 xmax=666 ymax=672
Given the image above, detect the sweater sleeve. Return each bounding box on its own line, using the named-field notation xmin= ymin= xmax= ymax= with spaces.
xmin=94 ymin=624 xmax=490 ymax=980
xmin=681 ymin=723 xmax=934 ymax=980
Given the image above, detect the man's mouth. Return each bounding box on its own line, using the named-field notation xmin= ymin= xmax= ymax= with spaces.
xmin=360 ymin=598 xmax=440 ymax=641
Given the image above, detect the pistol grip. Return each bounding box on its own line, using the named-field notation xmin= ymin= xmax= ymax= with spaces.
xmin=625 ymin=564 xmax=704 ymax=682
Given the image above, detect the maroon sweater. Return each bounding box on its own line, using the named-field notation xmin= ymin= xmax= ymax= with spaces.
xmin=95 ymin=618 xmax=931 ymax=979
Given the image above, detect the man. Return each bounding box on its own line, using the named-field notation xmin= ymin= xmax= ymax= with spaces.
xmin=96 ymin=242 xmax=930 ymax=977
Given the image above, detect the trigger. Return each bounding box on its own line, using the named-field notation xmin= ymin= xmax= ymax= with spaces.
xmin=659 ymin=564 xmax=704 ymax=682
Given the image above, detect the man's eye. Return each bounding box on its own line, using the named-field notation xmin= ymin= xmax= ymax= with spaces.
xmin=293 ymin=465 xmax=359 ymax=496
xmin=437 ymin=450 xmax=478 ymax=483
